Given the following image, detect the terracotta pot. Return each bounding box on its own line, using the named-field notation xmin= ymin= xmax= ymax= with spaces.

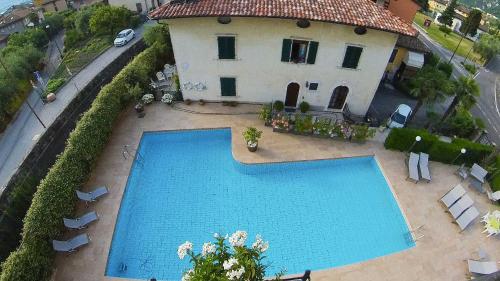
xmin=247 ymin=142 xmax=258 ymax=152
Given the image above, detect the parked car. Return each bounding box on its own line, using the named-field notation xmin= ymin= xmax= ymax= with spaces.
xmin=387 ymin=104 xmax=412 ymax=128
xmin=114 ymin=29 xmax=135 ymax=47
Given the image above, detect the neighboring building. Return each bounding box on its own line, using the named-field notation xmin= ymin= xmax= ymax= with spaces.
xmin=150 ymin=0 xmax=416 ymax=115
xmin=428 ymin=0 xmax=448 ymax=13
xmin=0 ymin=4 xmax=36 ymax=36
xmin=109 ymin=0 xmax=165 ymax=14
xmin=0 ymin=34 xmax=8 ymax=48
xmin=386 ymin=35 xmax=430 ymax=81
xmin=34 ymin=0 xmax=68 ymax=12
xmin=433 ymin=11 xmax=489 ymax=41
xmin=373 ymin=0 xmax=421 ymax=24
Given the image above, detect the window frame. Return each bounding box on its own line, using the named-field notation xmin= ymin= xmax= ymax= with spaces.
xmin=217 ymin=35 xmax=237 ymax=60
xmin=220 ymin=77 xmax=237 ymax=97
xmin=341 ymin=44 xmax=364 ymax=70
xmin=282 ymin=38 xmax=318 ymax=64
xmin=307 ymin=81 xmax=320 ymax=92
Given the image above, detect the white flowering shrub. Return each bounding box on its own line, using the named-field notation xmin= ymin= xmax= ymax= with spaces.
xmin=178 ymin=231 xmax=279 ymax=281
xmin=161 ymin=93 xmax=174 ymax=104
xmin=141 ymin=94 xmax=154 ymax=104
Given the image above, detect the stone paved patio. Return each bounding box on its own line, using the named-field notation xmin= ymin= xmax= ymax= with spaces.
xmin=52 ymin=103 xmax=500 ymax=281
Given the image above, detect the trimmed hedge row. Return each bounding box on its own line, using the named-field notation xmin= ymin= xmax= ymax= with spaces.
xmin=491 ymin=156 xmax=500 ymax=192
xmin=384 ymin=128 xmax=494 ymax=166
xmin=0 ymin=42 xmax=168 ymax=281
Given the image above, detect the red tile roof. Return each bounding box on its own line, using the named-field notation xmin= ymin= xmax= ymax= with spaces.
xmin=149 ymin=0 xmax=417 ymax=36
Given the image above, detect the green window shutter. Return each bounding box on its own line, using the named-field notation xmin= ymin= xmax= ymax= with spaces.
xmin=342 ymin=46 xmax=363 ymax=69
xmin=218 ymin=37 xmax=235 ymax=59
xmin=306 ymin=41 xmax=319 ymax=64
xmin=220 ymin=77 xmax=236 ymax=96
xmin=281 ymin=39 xmax=292 ymax=62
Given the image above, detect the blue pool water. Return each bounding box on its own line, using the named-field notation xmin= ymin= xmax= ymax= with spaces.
xmin=106 ymin=128 xmax=414 ymax=280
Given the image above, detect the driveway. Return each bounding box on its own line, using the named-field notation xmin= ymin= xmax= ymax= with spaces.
xmin=0 ymin=23 xmax=150 ymax=193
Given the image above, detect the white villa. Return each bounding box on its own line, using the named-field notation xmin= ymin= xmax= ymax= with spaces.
xmin=150 ymin=0 xmax=417 ymax=116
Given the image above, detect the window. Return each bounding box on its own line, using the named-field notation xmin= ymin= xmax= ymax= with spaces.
xmin=342 ymin=46 xmax=363 ymax=69
xmin=308 ymin=82 xmax=319 ymax=91
xmin=220 ymin=77 xmax=236 ymax=96
xmin=389 ymin=48 xmax=398 ymax=63
xmin=281 ymin=39 xmax=319 ymax=64
xmin=218 ymin=36 xmax=235 ymax=59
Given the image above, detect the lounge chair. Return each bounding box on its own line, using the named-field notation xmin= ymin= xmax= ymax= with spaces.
xmin=407 ymin=152 xmax=420 ymax=183
xmin=266 ymin=270 xmax=311 ymax=281
xmin=76 ymin=186 xmax=108 ymax=204
xmin=52 ymin=233 xmax=90 ymax=253
xmin=469 ymin=177 xmax=485 ymax=193
xmin=63 ymin=211 xmax=99 ymax=230
xmin=440 ymin=184 xmax=466 ymax=208
xmin=448 ymin=194 xmax=474 ymax=219
xmin=470 ymin=163 xmax=488 ymax=183
xmin=456 ymin=164 xmax=468 ymax=181
xmin=455 ymin=206 xmax=480 ymax=231
xmin=467 ymin=260 xmax=499 ymax=275
xmin=419 ymin=152 xmax=431 ymax=182
xmin=487 ymin=191 xmax=500 ymax=202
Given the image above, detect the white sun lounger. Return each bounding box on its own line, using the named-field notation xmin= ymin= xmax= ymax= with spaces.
xmin=419 ymin=152 xmax=431 ymax=182
xmin=467 ymin=260 xmax=499 ymax=275
xmin=440 ymin=184 xmax=466 ymax=208
xmin=470 ymin=163 xmax=488 ymax=183
xmin=448 ymin=194 xmax=474 ymax=219
xmin=455 ymin=206 xmax=480 ymax=231
xmin=63 ymin=211 xmax=99 ymax=230
xmin=407 ymin=152 xmax=419 ymax=183
xmin=52 ymin=233 xmax=90 ymax=253
xmin=487 ymin=191 xmax=500 ymax=202
xmin=469 ymin=177 xmax=485 ymax=193
xmin=76 ymin=186 xmax=108 ymax=204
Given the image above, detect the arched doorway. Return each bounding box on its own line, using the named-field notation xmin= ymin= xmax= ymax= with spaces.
xmin=285 ymin=82 xmax=300 ymax=107
xmin=328 ymin=86 xmax=349 ymax=110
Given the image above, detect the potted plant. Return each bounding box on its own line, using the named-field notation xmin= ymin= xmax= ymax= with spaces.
xmin=299 ymin=101 xmax=310 ymax=113
xmin=271 ymin=112 xmax=289 ymax=133
xmin=273 ymin=100 xmax=284 ymax=112
xmin=293 ymin=114 xmax=313 ymax=135
xmin=242 ymin=127 xmax=262 ymax=152
xmin=141 ymin=94 xmax=154 ymax=105
xmin=161 ymin=93 xmax=174 ymax=105
xmin=313 ymin=118 xmax=331 ymax=137
xmin=134 ymin=102 xmax=145 ymax=118
xmin=199 ymin=99 xmax=205 ymax=105
xmin=184 ymin=98 xmax=192 ymax=105
xmin=259 ymin=104 xmax=272 ymax=126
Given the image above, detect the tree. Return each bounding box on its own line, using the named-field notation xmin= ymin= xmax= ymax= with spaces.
xmin=74 ymin=8 xmax=94 ymax=35
xmin=89 ymin=6 xmax=132 ymax=36
xmin=27 ymin=13 xmax=39 ymax=26
xmin=42 ymin=13 xmax=64 ymax=37
xmin=407 ymin=66 xmax=454 ymax=122
xmin=459 ymin=9 xmax=482 ymax=37
xmin=441 ymin=75 xmax=480 ymax=122
xmin=438 ymin=0 xmax=458 ymax=27
xmin=143 ymin=24 xmax=171 ymax=46
xmin=473 ymin=34 xmax=500 ymax=63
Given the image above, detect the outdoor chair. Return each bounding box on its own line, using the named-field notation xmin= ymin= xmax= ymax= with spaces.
xmin=419 ymin=152 xmax=431 ymax=182
xmin=63 ymin=211 xmax=99 ymax=230
xmin=266 ymin=270 xmax=311 ymax=281
xmin=456 ymin=164 xmax=468 ymax=181
xmin=448 ymin=194 xmax=474 ymax=219
xmin=467 ymin=259 xmax=499 ymax=275
xmin=455 ymin=206 xmax=480 ymax=232
xmin=469 ymin=177 xmax=485 ymax=194
xmin=440 ymin=184 xmax=466 ymax=208
xmin=406 ymin=152 xmax=420 ymax=183
xmin=52 ymin=233 xmax=90 ymax=253
xmin=76 ymin=186 xmax=109 ymax=205
xmin=470 ymin=163 xmax=488 ymax=183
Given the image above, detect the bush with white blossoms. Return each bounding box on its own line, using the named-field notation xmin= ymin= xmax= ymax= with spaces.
xmin=178 ymin=231 xmax=281 ymax=281
xmin=141 ymin=93 xmax=154 ymax=104
xmin=161 ymin=93 xmax=174 ymax=105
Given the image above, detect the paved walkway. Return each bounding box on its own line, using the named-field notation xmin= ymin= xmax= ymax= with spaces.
xmin=53 ymin=103 xmax=500 ymax=281
xmin=0 ymin=24 xmax=148 ymax=193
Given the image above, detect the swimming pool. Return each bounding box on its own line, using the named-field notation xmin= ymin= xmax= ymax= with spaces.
xmin=106 ymin=128 xmax=414 ymax=280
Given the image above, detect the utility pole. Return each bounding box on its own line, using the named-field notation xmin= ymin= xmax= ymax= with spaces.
xmin=449 ymin=22 xmax=470 ymax=63
xmin=25 ymin=99 xmax=46 ymax=129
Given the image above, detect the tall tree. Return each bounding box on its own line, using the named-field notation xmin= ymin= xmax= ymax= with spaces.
xmin=459 ymin=9 xmax=482 ymax=37
xmin=441 ymin=76 xmax=480 ymax=122
xmin=438 ymin=0 xmax=458 ymax=27
xmin=473 ymin=34 xmax=500 ymax=63
xmin=407 ymin=66 xmax=454 ymax=123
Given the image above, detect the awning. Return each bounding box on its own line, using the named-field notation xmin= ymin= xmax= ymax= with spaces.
xmin=404 ymin=51 xmax=425 ymax=69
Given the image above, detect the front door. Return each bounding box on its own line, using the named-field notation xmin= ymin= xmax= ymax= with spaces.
xmin=285 ymin=82 xmax=300 ymax=107
xmin=328 ymin=86 xmax=349 ymax=110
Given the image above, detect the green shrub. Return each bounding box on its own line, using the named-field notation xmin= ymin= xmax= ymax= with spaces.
xmin=424 ymin=52 xmax=441 ymax=67
xmin=437 ymin=61 xmax=453 ymax=78
xmin=0 ymin=43 xmax=168 ymax=281
xmin=294 ymin=114 xmax=313 ymax=134
xmin=384 ymin=128 xmax=437 ymax=152
xmin=299 ymin=101 xmax=310 ymax=113
xmin=273 ymin=100 xmax=284 ymax=112
xmin=462 ymin=63 xmax=477 ymax=74
xmin=351 ymin=124 xmax=375 ymax=142
xmin=427 ymin=140 xmax=461 ymax=163
xmin=451 ymin=138 xmax=494 ymax=166
xmin=313 ymin=118 xmax=331 ymax=136
xmin=258 ymin=104 xmax=271 ymax=122
xmin=439 ymin=24 xmax=452 ymax=35
xmin=43 ymin=78 xmax=66 ymax=97
xmin=490 ymin=156 xmax=500 ymax=192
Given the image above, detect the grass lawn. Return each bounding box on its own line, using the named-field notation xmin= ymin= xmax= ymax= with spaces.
xmin=414 ymin=12 xmax=483 ymax=64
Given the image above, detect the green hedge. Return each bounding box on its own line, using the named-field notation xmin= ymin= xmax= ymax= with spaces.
xmin=385 ymin=128 xmax=494 ymax=166
xmin=0 ymin=42 xmax=167 ymax=281
xmin=490 ymin=156 xmax=500 ymax=192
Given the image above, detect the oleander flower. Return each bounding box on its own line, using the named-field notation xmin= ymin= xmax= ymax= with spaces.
xmin=223 ymin=257 xmax=239 ymax=270
xmin=229 ymin=230 xmax=247 ymax=247
xmin=181 ymin=269 xmax=193 ymax=281
xmin=214 ymin=233 xmax=219 ymax=238
xmin=201 ymin=242 xmax=216 ymax=256
xmin=226 ymin=266 xmax=245 ymax=280
xmin=141 ymin=94 xmax=154 ymax=104
xmin=177 ymin=241 xmax=193 ymax=260
xmin=161 ymin=93 xmax=174 ymax=104
xmin=252 ymin=235 xmax=269 ymax=253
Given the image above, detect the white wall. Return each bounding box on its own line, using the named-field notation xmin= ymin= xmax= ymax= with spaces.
xmin=167 ymin=17 xmax=398 ymax=115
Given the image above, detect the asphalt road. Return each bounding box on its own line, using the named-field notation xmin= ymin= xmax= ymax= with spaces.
xmin=415 ymin=25 xmax=500 ymax=147
xmin=0 ymin=24 xmax=148 ymax=194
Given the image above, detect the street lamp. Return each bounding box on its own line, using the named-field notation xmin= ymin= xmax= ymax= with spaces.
xmin=408 ymin=135 xmax=421 ymax=153
xmin=452 ymin=148 xmax=466 ymax=164
xmin=45 ymin=25 xmax=63 ymax=58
